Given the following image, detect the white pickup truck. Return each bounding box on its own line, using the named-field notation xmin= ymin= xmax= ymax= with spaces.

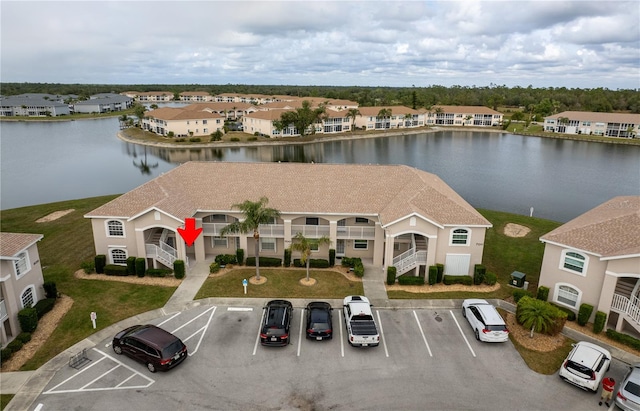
xmin=343 ymin=295 xmax=379 ymax=347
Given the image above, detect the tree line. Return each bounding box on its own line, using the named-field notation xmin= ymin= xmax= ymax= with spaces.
xmin=1 ymin=82 xmax=638 ymax=114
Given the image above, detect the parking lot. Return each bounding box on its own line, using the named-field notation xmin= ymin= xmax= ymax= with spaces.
xmin=33 ymin=302 xmax=627 ymax=410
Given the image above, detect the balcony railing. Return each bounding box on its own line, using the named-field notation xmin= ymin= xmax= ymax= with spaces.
xmin=202 ymin=223 xmax=232 ymax=236
xmin=0 ymin=299 xmax=7 ymax=321
xmin=258 ymin=224 xmax=285 ymax=237
xmin=392 ymin=248 xmax=427 ymax=276
xmin=291 ymin=225 xmax=330 ymax=238
xmin=612 ymin=293 xmax=640 ymax=326
xmin=337 ymin=226 xmax=375 ymax=239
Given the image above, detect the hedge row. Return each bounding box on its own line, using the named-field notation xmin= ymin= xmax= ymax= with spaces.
xmin=245 ymin=256 xmax=282 ymax=267
xmin=0 ymin=332 xmax=32 ymax=362
xmin=215 ymin=254 xmax=237 ymax=266
xmin=443 ymin=275 xmax=473 ymax=286
xmin=293 ymin=258 xmax=330 ymax=268
xmin=606 ymin=329 xmax=640 ymax=351
xmin=398 ymin=275 xmax=425 ymax=285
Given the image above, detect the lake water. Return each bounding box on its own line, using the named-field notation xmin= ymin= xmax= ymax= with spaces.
xmin=1 ymin=118 xmax=638 ymax=222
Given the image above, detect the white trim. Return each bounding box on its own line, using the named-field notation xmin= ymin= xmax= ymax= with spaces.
xmin=601 ymin=253 xmax=640 ymax=261
xmin=553 ymin=282 xmax=582 ymax=309
xmin=108 ymin=247 xmax=129 ymax=265
xmin=20 ymin=284 xmax=37 ymax=309
xmin=14 ymin=251 xmax=31 ymax=279
xmin=128 ymin=207 xmax=183 ymax=223
xmin=449 ymin=227 xmax=471 ymax=246
xmin=605 ymin=270 xmax=640 ymax=278
xmin=259 ymin=237 xmax=276 ymax=253
xmin=382 ymin=212 xmax=444 ymax=230
xmin=559 ymin=249 xmax=589 ymax=277
xmin=353 ymin=239 xmax=368 ymax=250
xmin=105 ymin=219 xmax=126 ymax=238
xmin=540 ymin=239 xmax=601 ymax=258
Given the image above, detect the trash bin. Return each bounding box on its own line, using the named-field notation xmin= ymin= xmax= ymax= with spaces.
xmin=510 ymin=271 xmax=526 ymax=288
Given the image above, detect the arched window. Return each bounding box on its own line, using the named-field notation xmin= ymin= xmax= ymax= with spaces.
xmin=14 ymin=251 xmax=30 ymax=277
xmin=110 ymin=248 xmax=128 ymax=265
xmin=106 ymin=220 xmax=124 ymax=237
xmin=561 ymin=250 xmax=588 ymax=275
xmin=21 ymin=286 xmax=35 ymax=308
xmin=451 ymin=228 xmax=470 ymax=245
xmin=555 ymin=284 xmax=581 ymax=308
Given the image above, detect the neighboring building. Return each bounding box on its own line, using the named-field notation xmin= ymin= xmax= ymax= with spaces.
xmin=184 ymin=102 xmax=259 ymax=120
xmin=213 ymin=93 xmax=297 ymax=104
xmin=354 ymin=106 xmax=424 ymax=130
xmin=179 ymin=91 xmax=213 ymax=102
xmin=141 ymin=107 xmax=225 ymax=137
xmin=135 ymin=91 xmax=174 ymax=102
xmin=73 ymin=94 xmax=134 ymax=114
xmin=539 ymin=196 xmax=640 ymax=336
xmin=423 ymin=105 xmax=503 ymax=127
xmin=544 ymin=111 xmax=640 ymax=138
xmin=0 ymin=232 xmax=45 ymax=346
xmin=84 ymin=162 xmax=491 ymax=280
xmin=0 ymin=94 xmax=71 ymax=117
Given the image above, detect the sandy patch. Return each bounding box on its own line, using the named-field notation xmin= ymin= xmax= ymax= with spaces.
xmin=504 ymin=223 xmax=531 ymax=237
xmin=299 ymin=278 xmax=317 ymax=286
xmin=249 ymin=276 xmax=268 ymax=285
xmin=36 ymin=209 xmax=74 ymax=223
xmin=74 ymin=269 xmax=181 ymax=287
xmin=386 ymin=282 xmax=500 ymax=293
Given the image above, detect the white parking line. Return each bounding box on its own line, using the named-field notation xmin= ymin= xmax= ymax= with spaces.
xmin=412 ymin=310 xmax=433 ymax=357
xmin=449 ymin=310 xmax=476 ymax=357
xmin=157 ymin=311 xmax=181 ymax=326
xmin=338 ymin=309 xmax=344 ymax=357
xmin=297 ymin=309 xmax=304 ymax=356
xmin=227 ymin=307 xmax=253 ymax=311
xmin=80 ymin=364 xmax=121 ymax=390
xmin=181 ymin=306 xmax=217 ymax=356
xmin=376 ymin=310 xmax=389 ymax=357
xmin=253 ymin=307 xmax=266 ymax=355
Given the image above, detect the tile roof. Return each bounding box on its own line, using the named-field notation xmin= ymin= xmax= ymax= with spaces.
xmin=546 ymin=111 xmax=640 ymax=124
xmin=85 ymin=162 xmax=491 ymax=228
xmin=540 ymin=196 xmax=640 ymax=257
xmin=430 ymin=105 xmax=502 ymax=115
xmin=145 ymin=107 xmax=223 ymax=121
xmin=356 ymin=106 xmax=420 ymax=116
xmin=0 ymin=232 xmax=44 ymax=258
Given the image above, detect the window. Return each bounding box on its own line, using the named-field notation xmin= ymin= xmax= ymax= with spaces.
xmin=14 ymin=251 xmax=30 ymax=277
xmin=355 ymin=217 xmax=369 ymax=224
xmin=206 ymin=214 xmax=227 ymax=223
xmin=107 ymin=220 xmax=124 ymax=237
xmin=110 ymin=248 xmax=128 ymax=264
xmin=306 ymin=217 xmax=319 ymax=225
xmin=261 ymin=237 xmax=276 ymax=252
xmin=310 ymin=243 xmax=319 ymax=252
xmin=213 ymin=237 xmax=228 ymax=248
xmin=354 ymin=239 xmax=368 ymax=250
xmin=562 ymin=250 xmax=587 ymax=275
xmin=451 ymin=228 xmax=469 ymax=245
xmin=21 ymin=286 xmax=35 ymax=308
xmin=555 ymin=284 xmax=581 ymax=308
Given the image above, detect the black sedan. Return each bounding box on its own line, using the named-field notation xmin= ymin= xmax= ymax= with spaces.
xmin=305 ymin=302 xmax=333 ymax=340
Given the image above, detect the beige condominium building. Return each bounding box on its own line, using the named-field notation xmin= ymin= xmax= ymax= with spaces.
xmin=544 ymin=111 xmax=640 ymax=138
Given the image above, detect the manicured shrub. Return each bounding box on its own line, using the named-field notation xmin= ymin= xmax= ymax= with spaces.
xmin=80 ymin=260 xmax=94 ymax=274
xmin=353 ymin=258 xmax=364 ymax=277
xmin=578 ymin=303 xmax=594 ymax=326
xmin=189 ymin=137 xmax=201 ymax=142
xmin=230 ymin=137 xmax=240 ymax=142
xmin=606 ymin=329 xmax=640 ymax=351
xmin=104 ymin=264 xmax=129 ymax=276
xmin=293 ymin=258 xmax=330 ymax=268
xmin=7 ymin=339 xmax=23 ymax=353
xmin=442 ymin=275 xmax=473 ymax=286
xmin=536 ymin=286 xmax=550 ymax=301
xmin=593 ymin=311 xmax=607 ymax=334
xmin=95 ymin=254 xmax=106 ymax=274
xmin=16 ymin=332 xmax=32 ymax=344
xmin=245 ymin=257 xmax=282 ymax=267
xmin=215 ymin=254 xmax=237 ymax=266
xmin=398 ymin=275 xmax=425 ymax=285
xmin=436 ymin=264 xmax=444 ymax=283
xmin=147 ymin=268 xmax=171 ymax=277
xmin=341 ymin=257 xmax=355 ymax=267
xmin=18 ymin=307 xmax=38 ymax=333
xmin=484 ymin=272 xmax=497 ymax=286
xmin=1 ymin=348 xmax=13 ymax=362
xmin=284 ymin=249 xmax=291 ymax=267
xmin=43 ymin=281 xmax=57 ymax=299
xmin=209 ymin=262 xmax=220 ymax=273
xmin=34 ymin=298 xmax=56 ymax=319
xmin=428 ymin=265 xmax=437 ymax=285
xmin=135 ymin=258 xmax=146 ymax=277
xmin=513 ymin=289 xmax=534 ymax=303
xmin=174 ymin=260 xmax=185 ymax=279
xmin=386 ymin=266 xmax=396 ymax=285
xmin=126 ymin=256 xmax=137 ymax=275
xmin=236 ymin=248 xmax=245 ymax=266
xmin=473 ymin=264 xmax=486 ymax=285
xmin=329 ymin=249 xmax=336 ymax=267
xmin=550 ymin=303 xmax=577 ymax=321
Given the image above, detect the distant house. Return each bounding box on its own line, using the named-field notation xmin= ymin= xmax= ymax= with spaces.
xmin=544 ymin=111 xmax=640 ymax=138
xmin=141 ymin=107 xmax=225 ymax=137
xmin=354 ymin=106 xmax=424 ymax=130
xmin=179 ymin=91 xmax=213 ymax=102
xmin=538 ymin=196 xmax=640 ymax=335
xmin=84 ymin=162 xmax=492 ymax=280
xmin=73 ymin=93 xmax=133 ymax=114
xmin=135 ymin=91 xmax=174 ymax=102
xmin=423 ymin=105 xmax=503 ymax=127
xmin=0 ymin=94 xmax=71 ymax=117
xmin=0 ymin=232 xmax=45 ymax=346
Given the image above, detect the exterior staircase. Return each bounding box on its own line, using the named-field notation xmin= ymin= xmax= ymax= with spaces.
xmin=392 ymin=234 xmax=428 ymax=277
xmin=145 ymin=229 xmax=178 ymax=268
xmin=611 ymin=278 xmax=640 ymax=334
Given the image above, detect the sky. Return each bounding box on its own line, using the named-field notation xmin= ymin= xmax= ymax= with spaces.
xmin=1 ymin=1 xmax=639 ymax=89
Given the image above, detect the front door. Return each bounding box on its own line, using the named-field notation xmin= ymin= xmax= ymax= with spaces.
xmin=336 ymin=240 xmax=345 ymax=257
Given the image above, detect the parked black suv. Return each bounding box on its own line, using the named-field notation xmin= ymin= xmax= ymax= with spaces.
xmin=112 ymin=324 xmax=188 ymax=372
xmin=260 ymin=300 xmax=293 ymax=346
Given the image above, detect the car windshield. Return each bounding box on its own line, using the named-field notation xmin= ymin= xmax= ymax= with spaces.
xmin=161 ymin=340 xmax=183 ymax=358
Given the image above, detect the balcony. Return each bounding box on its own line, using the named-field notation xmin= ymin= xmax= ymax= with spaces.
xmin=291 ymin=225 xmax=330 ymax=238
xmin=0 ymin=299 xmax=7 ymax=321
xmin=337 ymin=226 xmax=375 ymax=240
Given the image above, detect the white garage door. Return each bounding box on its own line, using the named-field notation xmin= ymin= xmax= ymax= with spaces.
xmin=444 ymin=254 xmax=471 ymax=276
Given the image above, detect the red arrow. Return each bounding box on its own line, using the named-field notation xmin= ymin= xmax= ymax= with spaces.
xmin=177 ymin=218 xmax=202 ymax=247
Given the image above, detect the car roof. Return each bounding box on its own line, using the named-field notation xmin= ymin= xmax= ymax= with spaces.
xmin=131 ymin=325 xmax=179 ymax=348
xmin=571 ymin=342 xmax=610 ymax=368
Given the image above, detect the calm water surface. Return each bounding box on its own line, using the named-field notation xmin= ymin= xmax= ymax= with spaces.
xmin=1 ymin=118 xmax=638 ymax=222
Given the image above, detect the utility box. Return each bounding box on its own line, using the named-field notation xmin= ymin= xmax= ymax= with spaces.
xmin=510 ymin=271 xmax=526 ymax=288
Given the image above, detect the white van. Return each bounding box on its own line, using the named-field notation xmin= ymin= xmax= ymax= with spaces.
xmin=461 ymin=299 xmax=509 ymax=342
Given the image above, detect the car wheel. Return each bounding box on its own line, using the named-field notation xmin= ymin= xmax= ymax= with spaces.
xmin=147 ymin=362 xmax=156 ymax=373
xmin=475 ymin=329 xmax=480 ymax=341
xmin=462 ymin=307 xmax=466 ymax=318
xmin=113 ymin=345 xmax=122 ymax=355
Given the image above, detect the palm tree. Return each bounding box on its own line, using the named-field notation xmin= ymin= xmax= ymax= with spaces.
xmin=516 ymin=297 xmax=557 ymax=338
xmin=290 ymin=233 xmax=331 ymax=282
xmin=219 ymin=197 xmax=281 ymax=281
xmin=346 ymin=108 xmax=361 ymax=132
xmin=377 ymin=108 xmax=392 ymax=129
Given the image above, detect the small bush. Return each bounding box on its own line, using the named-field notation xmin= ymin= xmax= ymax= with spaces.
xmin=473 ymin=264 xmax=486 ymax=285
xmin=398 ymin=275 xmax=425 ymax=285
xmin=284 ymin=249 xmax=292 ymax=267
xmin=104 ymin=264 xmax=129 ymax=276
xmin=341 ymin=257 xmax=356 ymax=268
xmin=126 ymin=256 xmax=137 ymax=275
xmin=236 ymin=248 xmax=244 ymax=266
xmin=443 ymin=275 xmax=473 ymax=286
xmin=80 ymin=260 xmax=95 ymax=274
xmin=329 ymin=249 xmax=336 ymax=267
xmin=484 ymin=272 xmax=497 ymax=286
xmin=18 ymin=307 xmax=38 ymax=333
xmin=550 ymin=303 xmax=577 ymax=321
xmin=43 ymin=281 xmax=57 ymax=299
xmin=34 ymin=298 xmax=56 ymax=319
xmin=215 ymin=254 xmax=237 ymax=266
xmin=135 ymin=258 xmax=146 ymax=277
xmin=436 ymin=264 xmax=444 ymax=283
xmin=174 ymin=260 xmax=185 ymax=279
xmin=16 ymin=332 xmax=32 ymax=344
xmin=247 ymin=137 xmax=257 ymax=142
xmin=593 ymin=311 xmax=607 ymax=334
xmin=386 ymin=266 xmax=396 ymax=285
xmin=512 ymin=289 xmax=533 ymax=303
xmin=293 ymin=258 xmax=330 ymax=268
xmin=95 ymin=254 xmax=106 ymax=274
xmin=245 ymin=257 xmax=282 ymax=267
xmin=578 ymin=303 xmax=594 ymax=326
xmin=209 ymin=262 xmax=220 ymax=273
xmin=536 ymin=286 xmax=550 ymax=301
xmin=147 ymin=268 xmax=171 ymax=277
xmin=230 ymin=137 xmax=240 ymax=142
xmin=1 ymin=348 xmax=13 ymax=362
xmin=7 ymin=339 xmax=23 ymax=353
xmin=606 ymin=329 xmax=640 ymax=351
xmin=189 ymin=137 xmax=201 ymax=142
xmin=353 ymin=258 xmax=364 ymax=277
xmin=428 ymin=265 xmax=438 ymax=285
